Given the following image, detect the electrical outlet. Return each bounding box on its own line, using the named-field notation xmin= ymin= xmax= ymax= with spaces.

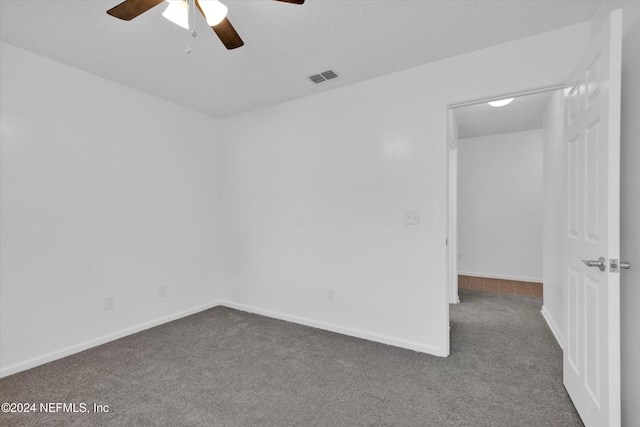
xmin=104 ymin=296 xmax=114 ymax=310
xmin=159 ymin=285 xmax=167 ymax=297
xmin=327 ymin=289 xmax=334 ymax=302
xmin=404 ymin=210 xmax=420 ymax=225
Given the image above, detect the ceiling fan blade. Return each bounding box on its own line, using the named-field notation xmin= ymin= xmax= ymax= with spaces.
xmin=274 ymin=0 xmax=305 ymax=4
xmin=195 ymin=1 xmax=244 ymax=49
xmin=211 ymin=18 xmax=245 ymax=50
xmin=107 ymin=0 xmax=165 ymax=21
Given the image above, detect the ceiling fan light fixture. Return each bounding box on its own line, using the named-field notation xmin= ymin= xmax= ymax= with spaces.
xmin=488 ymin=98 xmax=515 ymax=107
xmin=198 ymin=0 xmax=228 ymax=26
xmin=107 ymin=0 xmax=302 ymax=50
xmin=163 ymin=0 xmax=190 ymax=29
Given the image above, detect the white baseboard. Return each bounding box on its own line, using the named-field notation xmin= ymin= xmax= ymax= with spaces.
xmin=220 ymin=300 xmax=446 ymax=357
xmin=458 ymin=270 xmax=543 ymax=283
xmin=1 ymin=298 xmax=448 ymax=378
xmin=0 ymin=300 xmax=224 ymax=378
xmin=540 ymin=305 xmax=564 ymax=350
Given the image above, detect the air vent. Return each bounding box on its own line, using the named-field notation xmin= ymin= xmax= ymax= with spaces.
xmin=308 ymin=74 xmax=326 ymax=84
xmin=320 ymin=70 xmax=338 ymax=80
xmin=308 ymin=69 xmax=339 ymax=84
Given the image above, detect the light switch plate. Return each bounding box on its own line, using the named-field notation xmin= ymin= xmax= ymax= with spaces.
xmin=404 ymin=210 xmax=420 ymax=225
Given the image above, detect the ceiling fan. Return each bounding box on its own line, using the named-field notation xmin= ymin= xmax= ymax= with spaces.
xmin=107 ymin=0 xmax=304 ymax=50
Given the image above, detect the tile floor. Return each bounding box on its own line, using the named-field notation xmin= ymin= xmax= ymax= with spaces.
xmin=458 ymin=275 xmax=543 ymax=298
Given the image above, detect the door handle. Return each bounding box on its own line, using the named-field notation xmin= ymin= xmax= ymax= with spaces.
xmin=583 ymin=257 xmax=606 ymax=271
xmin=610 ymin=259 xmax=631 ymax=272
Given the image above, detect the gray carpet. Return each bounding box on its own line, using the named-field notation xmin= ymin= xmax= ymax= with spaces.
xmin=0 ymin=289 xmax=583 ymax=426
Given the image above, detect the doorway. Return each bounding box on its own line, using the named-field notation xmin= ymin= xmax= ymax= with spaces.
xmin=446 ymin=84 xmax=564 ymax=312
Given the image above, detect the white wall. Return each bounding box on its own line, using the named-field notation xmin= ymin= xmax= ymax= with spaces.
xmin=0 ymin=20 xmax=594 ymax=373
xmin=619 ymin=16 xmax=640 ymax=427
xmin=457 ymin=130 xmax=543 ymax=282
xmin=219 ymin=22 xmax=590 ymax=356
xmin=541 ymin=90 xmax=565 ymax=347
xmin=0 ymin=43 xmax=226 ymax=376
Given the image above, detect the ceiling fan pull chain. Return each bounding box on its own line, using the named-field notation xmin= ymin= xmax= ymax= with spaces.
xmin=190 ymin=0 xmax=197 ymax=38
xmin=186 ymin=0 xmax=197 ymax=54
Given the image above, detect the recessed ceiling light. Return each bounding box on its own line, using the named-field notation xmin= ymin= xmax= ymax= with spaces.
xmin=488 ymin=98 xmax=514 ymax=107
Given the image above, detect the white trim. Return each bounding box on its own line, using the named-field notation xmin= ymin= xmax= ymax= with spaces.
xmin=220 ymin=300 xmax=446 ymax=357
xmin=447 ymin=132 xmax=459 ymax=305
xmin=458 ymin=270 xmax=543 ymax=283
xmin=0 ymin=300 xmax=224 ymax=378
xmin=1 ymin=298 xmax=448 ymax=378
xmin=541 ymin=305 xmax=564 ymax=350
xmin=448 ymin=81 xmax=565 ymax=109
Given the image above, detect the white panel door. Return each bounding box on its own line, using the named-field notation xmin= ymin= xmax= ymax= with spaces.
xmin=564 ymin=9 xmax=622 ymax=427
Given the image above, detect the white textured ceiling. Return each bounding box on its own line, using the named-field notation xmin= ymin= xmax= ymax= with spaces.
xmin=0 ymin=0 xmax=600 ymax=118
xmin=454 ymin=91 xmax=557 ymax=140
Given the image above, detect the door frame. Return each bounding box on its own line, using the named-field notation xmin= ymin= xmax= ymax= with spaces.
xmin=444 ymin=80 xmax=564 ymax=348
xmin=446 ymin=111 xmax=459 ymax=305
